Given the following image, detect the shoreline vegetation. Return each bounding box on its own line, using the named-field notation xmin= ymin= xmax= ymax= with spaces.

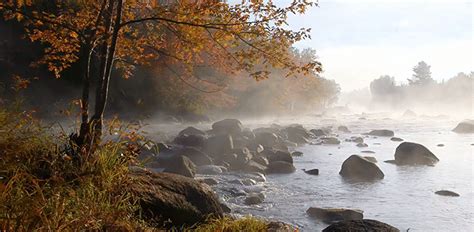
xmin=0 ymin=106 xmax=294 ymax=231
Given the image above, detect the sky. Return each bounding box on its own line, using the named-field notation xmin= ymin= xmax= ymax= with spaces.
xmin=284 ymin=0 xmax=473 ymax=92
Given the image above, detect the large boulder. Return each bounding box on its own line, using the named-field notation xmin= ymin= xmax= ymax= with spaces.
xmin=128 ymin=170 xmax=223 ymax=227
xmin=452 ymin=120 xmax=474 ymax=133
xmin=203 ymin=134 xmax=234 ymax=157
xmin=394 ymin=142 xmax=439 ymax=165
xmin=339 ymin=155 xmax=384 ymax=180
xmin=150 ymin=155 xmax=196 ymax=178
xmin=178 ymin=126 xmax=206 ymax=136
xmin=366 ymin=130 xmax=394 ymax=137
xmin=266 ymin=161 xmax=296 ymax=174
xmin=307 ymin=207 xmax=363 ymax=223
xmin=323 ymin=219 xmax=399 ymax=232
xmin=283 ymin=125 xmax=311 ymax=144
xmin=212 ymin=119 xmax=243 ymax=135
xmin=321 ymin=137 xmax=341 ymax=145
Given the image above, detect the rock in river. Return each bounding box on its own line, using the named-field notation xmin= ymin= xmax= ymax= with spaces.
xmin=150 ymin=155 xmax=196 ymax=178
xmin=244 ymin=193 xmax=265 ymax=205
xmin=266 ymin=161 xmax=296 ymax=174
xmin=435 ymin=190 xmax=460 ymax=197
xmin=212 ymin=118 xmax=243 ymax=135
xmin=129 ymin=170 xmax=223 ymax=227
xmin=307 ymin=207 xmax=363 ymax=223
xmin=452 ymin=120 xmax=474 ymax=133
xmin=339 ymin=155 xmax=384 ymax=180
xmin=323 ymin=219 xmax=400 ymax=232
xmin=303 ymin=168 xmax=319 ymax=175
xmin=366 ymin=129 xmax=394 ymax=137
xmin=394 ymin=142 xmax=439 ymax=166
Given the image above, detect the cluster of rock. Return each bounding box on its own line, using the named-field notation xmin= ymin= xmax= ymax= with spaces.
xmin=145 ymin=119 xmax=332 ymax=179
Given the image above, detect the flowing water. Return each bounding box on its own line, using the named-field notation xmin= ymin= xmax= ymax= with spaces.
xmin=146 ymin=114 xmax=474 ymax=231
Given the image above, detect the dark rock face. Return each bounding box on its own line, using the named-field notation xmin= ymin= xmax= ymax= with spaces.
xmin=266 ymin=161 xmax=296 ymax=174
xmin=174 ymin=134 xmax=206 ymax=147
xmin=307 ymin=207 xmax=363 ymax=223
xmin=339 ymin=155 xmax=384 ymax=180
xmin=310 ymin=129 xmax=327 ymax=137
xmin=452 ymin=120 xmax=474 ymax=133
xmin=435 ymin=190 xmax=460 ymax=197
xmin=150 ymin=155 xmax=196 ymax=178
xmin=178 ymin=126 xmax=206 ymax=136
xmin=303 ymin=168 xmax=319 ymax=175
xmin=203 ymin=134 xmax=234 ymax=157
xmin=367 ymin=130 xmax=395 ymax=137
xmin=128 ymin=170 xmax=223 ymax=227
xmin=390 ymin=137 xmax=403 ymax=142
xmin=266 ymin=150 xmax=294 ymax=164
xmin=323 ymin=219 xmax=400 ymax=232
xmin=212 ymin=118 xmax=243 ymax=135
xmin=394 ymin=142 xmax=439 ymax=166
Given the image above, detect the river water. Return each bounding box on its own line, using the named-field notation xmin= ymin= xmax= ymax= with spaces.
xmin=145 ymin=114 xmax=474 ymax=231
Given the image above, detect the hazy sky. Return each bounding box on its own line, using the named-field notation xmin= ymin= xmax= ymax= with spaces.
xmin=286 ymin=0 xmax=473 ymax=91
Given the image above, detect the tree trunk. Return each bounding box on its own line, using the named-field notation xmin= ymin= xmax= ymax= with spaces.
xmin=91 ymin=0 xmax=123 ymax=142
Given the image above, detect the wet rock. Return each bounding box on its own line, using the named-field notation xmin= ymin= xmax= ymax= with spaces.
xmin=266 ymin=150 xmax=293 ymax=164
xmin=339 ymin=155 xmax=384 ymax=180
xmin=348 ymin=136 xmax=364 ymax=143
xmin=291 ymin=151 xmax=304 ymax=157
xmin=366 ymin=129 xmax=394 ymax=137
xmin=363 ymin=156 xmax=377 ymax=163
xmin=174 ymin=134 xmax=206 ymax=147
xmin=452 ymin=120 xmax=474 ymax=133
xmin=200 ymin=178 xmax=218 ymax=186
xmin=283 ymin=125 xmax=311 ymax=144
xmin=212 ymin=118 xmax=243 ymax=135
xmin=321 ymin=137 xmax=341 ymax=145
xmin=255 ymin=132 xmax=280 ymax=147
xmin=174 ymin=147 xmax=212 ymax=166
xmin=266 ymin=161 xmax=296 ymax=174
xmin=337 ymin=126 xmax=351 ymax=133
xmin=303 ymin=168 xmax=319 ymax=175
xmin=435 ymin=190 xmax=460 ymax=197
xmin=244 ymin=193 xmax=265 ymax=205
xmin=196 ymin=165 xmax=223 ymax=175
xmin=203 ymin=134 xmax=233 ymax=157
xmin=390 ymin=137 xmax=403 ymax=142
xmin=310 ymin=129 xmax=327 ymax=137
xmin=307 ymin=207 xmax=363 ymax=223
xmin=129 ymin=170 xmax=223 ymax=227
xmin=356 ymin=142 xmax=368 ymax=147
xmin=323 ymin=219 xmax=400 ymax=232
xmin=178 ymin=126 xmax=206 ymax=136
xmin=394 ymin=142 xmax=439 ymax=166
xmin=150 ymin=155 xmax=196 ymax=178
xmin=242 ymin=128 xmax=256 ymax=140
xmin=229 ymin=179 xmax=244 ymax=185
xmin=250 ymin=172 xmax=267 ymax=182
xmin=361 ymin=150 xmax=375 ymax=154
xmin=437 ymin=144 xmax=444 ymax=147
